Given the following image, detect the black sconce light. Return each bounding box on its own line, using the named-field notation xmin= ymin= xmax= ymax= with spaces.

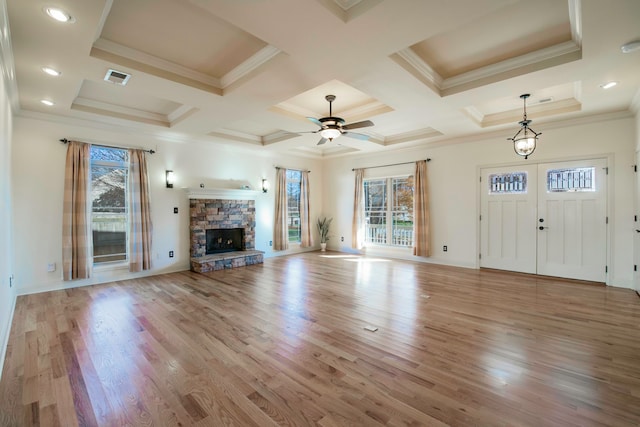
xmin=261 ymin=178 xmax=268 ymax=193
xmin=166 ymin=170 xmax=175 ymax=188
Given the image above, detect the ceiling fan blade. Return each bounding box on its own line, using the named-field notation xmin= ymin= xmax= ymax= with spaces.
xmin=342 ymin=120 xmax=374 ymax=130
xmin=343 ymin=132 xmax=370 ymax=141
xmin=306 ymin=117 xmax=323 ymax=127
xmin=317 ymin=137 xmax=328 ymax=145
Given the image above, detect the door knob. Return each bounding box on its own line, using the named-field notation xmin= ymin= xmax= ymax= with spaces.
xmin=539 ymin=226 xmax=548 ymax=230
xmin=539 ymin=218 xmax=544 ymax=223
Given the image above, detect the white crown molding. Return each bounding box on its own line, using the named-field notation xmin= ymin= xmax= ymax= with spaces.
xmin=630 ymin=88 xmax=640 ymax=115
xmin=262 ymin=130 xmax=299 ymax=145
xmin=393 ymin=48 xmax=444 ymax=89
xmin=442 ymin=41 xmax=581 ymax=91
xmin=92 ymin=38 xmax=221 ymax=88
xmin=0 ymin=0 xmax=19 ymax=113
xmin=393 ymin=3 xmax=583 ymax=97
xmin=384 ymin=127 xmax=443 ymax=145
xmin=568 ymin=0 xmax=582 ymax=48
xmin=72 ymin=97 xmax=171 ymax=127
xmin=220 ymin=45 xmax=282 ymax=88
xmin=208 ymin=129 xmax=262 ymax=145
xmin=91 ymin=38 xmax=282 ymax=94
xmin=167 ymin=104 xmax=198 ymax=125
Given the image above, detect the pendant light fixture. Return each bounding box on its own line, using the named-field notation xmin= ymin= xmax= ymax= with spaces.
xmin=508 ymin=94 xmax=541 ymax=159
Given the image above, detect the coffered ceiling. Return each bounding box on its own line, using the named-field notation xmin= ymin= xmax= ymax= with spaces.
xmin=2 ymin=0 xmax=639 ymax=158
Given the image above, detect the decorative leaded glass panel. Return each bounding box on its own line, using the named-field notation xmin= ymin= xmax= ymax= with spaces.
xmin=546 ymin=167 xmax=595 ymax=192
xmin=488 ymin=172 xmax=527 ymax=194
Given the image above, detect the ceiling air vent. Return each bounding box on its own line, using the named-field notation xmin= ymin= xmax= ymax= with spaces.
xmin=104 ymin=69 xmax=131 ymax=86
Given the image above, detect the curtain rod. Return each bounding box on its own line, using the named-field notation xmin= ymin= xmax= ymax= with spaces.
xmin=275 ymin=166 xmax=311 ymax=173
xmin=59 ymin=138 xmax=156 ymax=154
xmin=352 ymin=158 xmax=430 ymax=171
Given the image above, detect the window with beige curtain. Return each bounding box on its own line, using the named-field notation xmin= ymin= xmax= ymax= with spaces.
xmin=64 ymin=143 xmax=153 ymax=279
xmin=413 ymin=160 xmax=430 ymax=257
xmin=273 ymin=167 xmax=289 ymax=250
xmin=62 ymin=141 xmax=92 ymax=280
xmin=274 ymin=168 xmax=311 ymax=250
xmin=300 ymin=170 xmax=312 ymax=247
xmin=352 ymin=168 xmax=365 ymax=249
xmin=129 ymin=149 xmax=153 ymax=272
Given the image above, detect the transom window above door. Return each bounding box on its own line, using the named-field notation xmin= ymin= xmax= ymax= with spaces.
xmin=488 ymin=172 xmax=528 ymax=194
xmin=546 ymin=167 xmax=596 ymax=192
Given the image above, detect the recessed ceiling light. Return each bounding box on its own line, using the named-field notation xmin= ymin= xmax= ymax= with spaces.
xmin=600 ymin=81 xmax=618 ymax=89
xmin=42 ymin=67 xmax=61 ymax=77
xmin=40 ymin=99 xmax=55 ymax=106
xmin=44 ymin=7 xmax=75 ymax=23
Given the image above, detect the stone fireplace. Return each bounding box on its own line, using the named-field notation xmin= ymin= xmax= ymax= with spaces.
xmin=189 ymin=197 xmax=263 ymax=272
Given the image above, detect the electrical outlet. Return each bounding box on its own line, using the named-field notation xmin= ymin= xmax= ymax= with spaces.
xmin=173 ymin=207 xmax=178 ymax=214
xmin=341 ymin=236 xmax=344 ymax=242
xmin=269 ymin=240 xmax=273 ymax=246
xmin=443 ymin=245 xmax=448 ymax=252
xmin=9 ymin=275 xmax=12 ymax=288
xmin=169 ymin=251 xmax=174 ymax=258
xmin=47 ymin=262 xmax=56 ymax=272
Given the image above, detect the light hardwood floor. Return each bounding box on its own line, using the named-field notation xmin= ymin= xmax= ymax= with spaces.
xmin=1 ymin=252 xmax=640 ymax=426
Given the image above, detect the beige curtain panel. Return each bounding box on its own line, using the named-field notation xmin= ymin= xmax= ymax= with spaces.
xmin=413 ymin=160 xmax=431 ymax=257
xmin=273 ymin=168 xmax=289 ymax=251
xmin=300 ymin=170 xmax=312 ymax=247
xmin=129 ymin=149 xmax=153 ymax=272
xmin=352 ymin=168 xmax=365 ymax=249
xmin=62 ymin=141 xmax=92 ymax=280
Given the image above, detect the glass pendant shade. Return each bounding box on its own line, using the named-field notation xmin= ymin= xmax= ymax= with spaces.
xmin=320 ymin=127 xmax=341 ymax=140
xmin=513 ymin=133 xmax=536 ymax=157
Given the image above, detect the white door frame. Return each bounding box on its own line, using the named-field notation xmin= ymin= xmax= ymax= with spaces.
xmin=476 ymin=154 xmax=613 ymax=285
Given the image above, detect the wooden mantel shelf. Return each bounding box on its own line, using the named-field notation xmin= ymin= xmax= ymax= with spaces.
xmin=183 ymin=187 xmax=263 ymax=200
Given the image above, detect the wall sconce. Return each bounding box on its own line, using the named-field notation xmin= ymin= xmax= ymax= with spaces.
xmin=261 ymin=178 xmax=269 ymax=193
xmin=166 ymin=170 xmax=175 ymax=188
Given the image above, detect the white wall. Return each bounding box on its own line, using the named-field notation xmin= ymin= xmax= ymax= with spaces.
xmin=0 ymin=59 xmax=16 ymax=377
xmin=11 ymin=116 xmax=323 ymax=295
xmin=323 ymin=114 xmax=637 ymax=289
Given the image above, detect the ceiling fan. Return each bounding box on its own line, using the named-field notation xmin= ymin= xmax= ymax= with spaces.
xmin=302 ymin=95 xmax=374 ymax=145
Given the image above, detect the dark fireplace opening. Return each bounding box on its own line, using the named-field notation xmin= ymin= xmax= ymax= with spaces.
xmin=206 ymin=228 xmax=245 ymax=254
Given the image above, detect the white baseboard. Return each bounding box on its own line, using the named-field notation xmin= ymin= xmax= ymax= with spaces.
xmin=0 ymin=292 xmax=17 ymax=382
xmin=17 ymin=266 xmax=189 ymax=296
xmin=608 ymin=276 xmax=634 ymax=290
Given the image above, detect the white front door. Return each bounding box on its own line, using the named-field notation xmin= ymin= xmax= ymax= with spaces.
xmin=480 ymin=159 xmax=607 ymax=282
xmin=536 ymin=159 xmax=607 ymax=282
xmin=480 ymin=165 xmax=537 ymax=274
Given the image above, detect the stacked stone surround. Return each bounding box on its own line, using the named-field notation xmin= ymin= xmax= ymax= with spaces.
xmin=190 ymin=198 xmax=263 ymax=272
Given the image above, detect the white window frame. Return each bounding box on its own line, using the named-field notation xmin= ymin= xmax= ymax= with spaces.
xmin=90 ymin=146 xmax=129 ymax=267
xmin=364 ymin=175 xmax=414 ymax=248
xmin=286 ymin=169 xmax=302 ymax=244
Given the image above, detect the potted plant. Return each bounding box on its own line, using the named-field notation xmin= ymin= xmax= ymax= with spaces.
xmin=317 ymin=217 xmax=332 ymax=251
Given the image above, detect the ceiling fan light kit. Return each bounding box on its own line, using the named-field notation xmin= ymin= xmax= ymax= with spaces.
xmin=508 ymin=94 xmax=541 ymax=160
xmin=302 ymin=95 xmax=375 ymax=145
